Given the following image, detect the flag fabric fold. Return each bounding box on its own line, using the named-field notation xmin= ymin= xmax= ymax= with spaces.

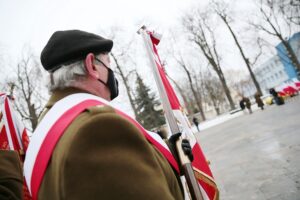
xmin=0 ymin=115 xmax=9 ymax=150
xmin=145 ymin=30 xmax=219 ymax=200
xmin=0 ymin=93 xmax=29 ymax=154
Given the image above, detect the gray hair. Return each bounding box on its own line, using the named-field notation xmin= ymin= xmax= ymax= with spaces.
xmin=46 ymin=60 xmax=87 ymax=92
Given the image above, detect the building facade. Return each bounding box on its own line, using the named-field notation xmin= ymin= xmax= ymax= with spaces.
xmin=253 ymin=32 xmax=300 ymax=95
xmin=276 ymin=32 xmax=300 ymax=79
xmin=254 ymin=55 xmax=289 ymax=94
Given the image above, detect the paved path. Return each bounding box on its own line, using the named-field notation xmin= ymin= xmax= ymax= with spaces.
xmin=195 ymin=96 xmax=300 ymax=200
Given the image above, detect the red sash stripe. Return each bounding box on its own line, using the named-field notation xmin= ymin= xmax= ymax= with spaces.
xmin=115 ymin=109 xmax=179 ymax=172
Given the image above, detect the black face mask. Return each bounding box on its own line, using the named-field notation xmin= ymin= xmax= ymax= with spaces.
xmin=95 ymin=58 xmax=119 ymax=100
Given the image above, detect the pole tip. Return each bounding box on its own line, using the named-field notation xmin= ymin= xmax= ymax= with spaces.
xmin=137 ymin=25 xmax=147 ymax=34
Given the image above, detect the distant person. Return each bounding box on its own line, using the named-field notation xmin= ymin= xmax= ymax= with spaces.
xmin=192 ymin=117 xmax=200 ymax=132
xmin=269 ymin=88 xmax=284 ymax=105
xmin=243 ymin=97 xmax=252 ymax=114
xmin=254 ymin=92 xmax=264 ymax=110
xmin=269 ymin=88 xmax=278 ymax=97
xmin=239 ymin=99 xmax=245 ymax=111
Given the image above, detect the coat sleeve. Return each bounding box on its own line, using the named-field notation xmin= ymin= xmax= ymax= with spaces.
xmin=0 ymin=150 xmax=23 ymax=200
xmin=62 ymin=112 xmax=182 ymax=200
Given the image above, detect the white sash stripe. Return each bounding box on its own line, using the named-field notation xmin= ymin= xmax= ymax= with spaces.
xmin=2 ymin=102 xmax=14 ymax=150
xmin=24 ymin=93 xmax=172 ymax=194
xmin=8 ymin=99 xmax=23 ymax=148
xmin=24 ymin=93 xmax=106 ymax=193
xmin=147 ymin=130 xmax=169 ymax=150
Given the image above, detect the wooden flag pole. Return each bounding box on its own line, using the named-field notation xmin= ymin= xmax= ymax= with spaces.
xmin=137 ymin=25 xmax=204 ymax=200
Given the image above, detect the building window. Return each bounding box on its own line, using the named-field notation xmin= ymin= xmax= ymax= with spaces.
xmin=279 ymin=71 xmax=283 ymax=76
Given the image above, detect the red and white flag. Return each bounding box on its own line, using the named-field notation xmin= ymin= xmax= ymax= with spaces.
xmin=0 ymin=113 xmax=9 ymax=150
xmin=0 ymin=93 xmax=29 ymax=155
xmin=0 ymin=93 xmax=32 ymax=200
xmin=0 ymin=93 xmax=10 ymax=150
xmin=144 ymin=30 xmax=219 ymax=200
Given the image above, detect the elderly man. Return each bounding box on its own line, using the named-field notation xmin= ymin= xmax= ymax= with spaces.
xmin=24 ymin=30 xmax=184 ymax=200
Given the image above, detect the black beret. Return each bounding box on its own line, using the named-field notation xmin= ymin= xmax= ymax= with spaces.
xmin=41 ymin=30 xmax=113 ymax=71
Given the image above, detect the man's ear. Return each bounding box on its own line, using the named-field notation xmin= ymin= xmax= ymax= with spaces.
xmin=85 ymin=53 xmax=99 ymax=79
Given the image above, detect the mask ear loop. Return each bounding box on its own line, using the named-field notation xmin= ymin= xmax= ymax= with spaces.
xmin=95 ymin=57 xmax=110 ymax=70
xmin=95 ymin=57 xmax=111 ymax=85
xmin=95 ymin=57 xmax=119 ymax=100
xmin=97 ymin=78 xmax=108 ymax=86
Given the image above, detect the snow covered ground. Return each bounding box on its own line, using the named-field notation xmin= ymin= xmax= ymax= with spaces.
xmin=192 ymin=104 xmax=263 ymax=133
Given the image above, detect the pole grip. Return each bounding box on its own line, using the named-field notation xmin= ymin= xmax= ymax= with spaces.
xmin=176 ymin=138 xmax=203 ymax=200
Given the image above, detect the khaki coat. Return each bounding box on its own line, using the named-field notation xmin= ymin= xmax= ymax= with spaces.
xmin=0 ymin=150 xmax=23 ymax=200
xmin=38 ymin=88 xmax=184 ymax=200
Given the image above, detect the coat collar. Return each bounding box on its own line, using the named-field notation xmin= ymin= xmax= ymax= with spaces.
xmin=46 ymin=88 xmax=90 ymax=108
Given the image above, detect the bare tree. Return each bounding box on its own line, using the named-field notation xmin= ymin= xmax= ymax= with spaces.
xmin=8 ymin=51 xmax=47 ymax=131
xmin=111 ymin=53 xmax=138 ymax=118
xmin=174 ymin=56 xmax=206 ymax=120
xmin=0 ymin=45 xmax=7 ymax=91
xmin=275 ymin=0 xmax=300 ymax=26
xmin=182 ymin=9 xmax=236 ymax=110
xmin=103 ymin=27 xmax=139 ymax=118
xmin=165 ymin=73 xmax=194 ymax=115
xmin=212 ymin=0 xmax=263 ymax=95
xmin=251 ymin=0 xmax=300 ymax=75
xmin=202 ymin=71 xmax=226 ymax=115
xmin=177 ymin=81 xmax=201 ymax=115
xmin=163 ymin=31 xmax=205 ymax=117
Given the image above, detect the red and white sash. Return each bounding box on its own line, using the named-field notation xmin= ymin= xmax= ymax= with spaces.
xmin=24 ymin=93 xmax=179 ymax=200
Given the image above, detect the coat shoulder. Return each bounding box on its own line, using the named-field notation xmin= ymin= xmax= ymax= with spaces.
xmin=39 ymin=105 xmax=183 ymax=200
xmin=0 ymin=150 xmax=23 ymax=200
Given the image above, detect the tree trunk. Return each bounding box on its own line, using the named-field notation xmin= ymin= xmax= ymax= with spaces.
xmin=178 ymin=61 xmax=206 ymax=121
xmin=219 ymin=14 xmax=262 ymax=95
xmin=209 ymin=94 xmax=220 ymax=115
xmin=198 ymin=44 xmax=235 ymax=110
xmin=259 ymin=2 xmax=300 ymax=77
xmin=183 ymin=13 xmax=235 ymax=110
xmin=28 ymin=103 xmax=38 ymax=130
xmin=281 ymin=38 xmax=300 ymax=76
xmin=167 ymin=75 xmax=193 ymax=114
xmin=215 ymin=67 xmax=235 ymax=110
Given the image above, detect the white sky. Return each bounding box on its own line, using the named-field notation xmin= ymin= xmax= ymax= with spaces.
xmin=0 ymin=0 xmax=277 ymax=75
xmin=0 ymin=0 xmax=202 ymax=59
xmin=0 ymin=0 xmax=206 ymax=115
xmin=0 ymin=0 xmax=290 ymax=116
